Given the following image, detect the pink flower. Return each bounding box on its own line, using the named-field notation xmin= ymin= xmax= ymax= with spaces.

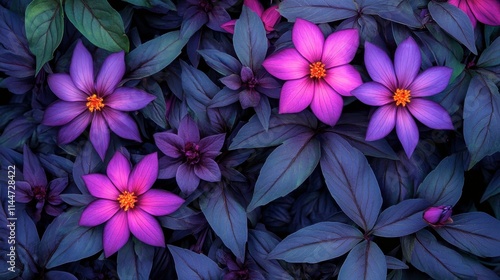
xmin=351 ymin=37 xmax=454 ymax=157
xmin=423 ymin=205 xmax=453 ymax=227
xmin=262 ymin=18 xmax=362 ymax=126
xmin=221 ymin=0 xmax=281 ymax=33
xmin=79 ymin=151 xmax=184 ymax=257
xmin=449 ymin=0 xmax=500 ymax=27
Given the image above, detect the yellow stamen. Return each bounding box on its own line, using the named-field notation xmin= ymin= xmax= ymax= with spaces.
xmin=117 ymin=191 xmax=137 ymax=211
xmin=309 ymin=61 xmax=326 ymax=79
xmin=393 ymin=88 xmax=411 ymax=106
xmin=86 ymin=94 xmax=105 ymax=112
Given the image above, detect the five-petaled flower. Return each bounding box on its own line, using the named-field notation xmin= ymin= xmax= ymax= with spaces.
xmin=17 ymin=145 xmax=67 ymax=222
xmin=448 ymin=0 xmax=500 ymax=27
xmin=423 ymin=205 xmax=453 ymax=227
xmin=221 ymin=0 xmax=281 ymax=34
xmin=351 ymin=37 xmax=454 ymax=157
xmin=154 ymin=116 xmax=225 ymax=195
xmin=79 ymin=151 xmax=184 ymax=257
xmin=42 ymin=40 xmax=156 ymax=160
xmin=262 ymin=18 xmax=362 ymax=126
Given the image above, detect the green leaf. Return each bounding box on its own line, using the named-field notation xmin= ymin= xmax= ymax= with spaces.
xmin=65 ymin=0 xmax=129 ymax=52
xmin=25 ymin=0 xmax=64 ymax=75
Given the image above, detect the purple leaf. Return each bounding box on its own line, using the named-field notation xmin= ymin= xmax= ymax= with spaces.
xmin=279 ymin=0 xmax=357 ymax=23
xmin=338 ymin=240 xmax=387 ymax=280
xmin=117 ymin=238 xmax=154 ymax=280
xmin=233 ymin=6 xmax=267 ymax=70
xmin=372 ymin=199 xmax=429 ymax=238
xmin=168 ymin=245 xmax=222 ymax=280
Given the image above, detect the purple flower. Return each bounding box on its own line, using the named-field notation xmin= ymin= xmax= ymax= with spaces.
xmin=262 ymin=18 xmax=362 ymax=126
xmin=42 ymin=41 xmax=156 ymax=160
xmin=423 ymin=205 xmax=453 ymax=227
xmin=221 ymin=0 xmax=281 ymax=34
xmin=79 ymin=151 xmax=185 ymax=257
xmin=16 ymin=145 xmax=67 ymax=222
xmin=154 ymin=116 xmax=225 ymax=194
xmin=351 ymin=37 xmax=454 ymax=157
xmin=449 ymin=0 xmax=500 ymax=27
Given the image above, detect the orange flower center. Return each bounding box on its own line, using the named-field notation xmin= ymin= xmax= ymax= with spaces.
xmin=393 ymin=88 xmax=411 ymax=107
xmin=86 ymin=94 xmax=105 ymax=112
xmin=117 ymin=191 xmax=137 ymax=211
xmin=309 ymin=61 xmax=326 ymax=79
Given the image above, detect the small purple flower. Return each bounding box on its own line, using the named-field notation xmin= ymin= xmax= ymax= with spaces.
xmin=423 ymin=205 xmax=453 ymax=227
xmin=79 ymin=151 xmax=185 ymax=257
xmin=221 ymin=0 xmax=281 ymax=34
xmin=154 ymin=116 xmax=225 ymax=194
xmin=351 ymin=37 xmax=454 ymax=157
xmin=42 ymin=40 xmax=156 ymax=160
xmin=16 ymin=145 xmax=67 ymax=221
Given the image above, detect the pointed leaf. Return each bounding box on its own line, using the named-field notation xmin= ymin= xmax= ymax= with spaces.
xmin=25 ymin=0 xmax=64 ymax=75
xmin=247 ymin=133 xmax=320 ymax=211
xmin=427 ymin=1 xmax=477 ymax=54
xmin=269 ymin=222 xmax=363 ymax=263
xmin=435 ymin=212 xmax=500 ymax=257
xmin=416 ymin=153 xmax=464 ymax=206
xmin=464 ymin=75 xmax=500 ymax=168
xmin=248 ymin=229 xmax=294 ymax=279
xmin=320 ymin=133 xmax=382 ymax=231
xmin=198 ymin=49 xmax=241 ymax=76
xmin=385 ymin=256 xmax=408 ymax=270
xmin=481 ymin=170 xmax=500 ymax=203
xmin=117 ymin=239 xmax=154 ymax=280
xmin=279 ymin=0 xmax=357 ymax=23
xmin=72 ymin=141 xmax=105 ymax=194
xmin=200 ymin=185 xmax=247 ymax=262
xmin=234 ymin=6 xmax=267 ymax=70
xmin=168 ymin=245 xmax=222 ymax=280
xmin=477 ymin=36 xmax=500 ymax=68
xmin=65 ymin=0 xmax=129 ymax=52
xmin=373 ymin=199 xmax=430 ymax=238
xmin=126 ymin=31 xmax=187 ymax=80
xmin=338 ymin=241 xmax=387 ymax=280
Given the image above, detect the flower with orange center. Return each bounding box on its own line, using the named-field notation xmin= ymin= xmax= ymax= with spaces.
xmin=309 ymin=62 xmax=326 ymax=79
xmin=86 ymin=94 xmax=105 ymax=112
xmin=351 ymin=37 xmax=454 ymax=158
xmin=79 ymin=152 xmax=185 ymax=257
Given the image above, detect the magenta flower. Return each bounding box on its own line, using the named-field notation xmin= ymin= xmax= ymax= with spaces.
xmin=262 ymin=18 xmax=362 ymax=126
xmin=153 ymin=116 xmax=225 ymax=195
xmin=221 ymin=0 xmax=281 ymax=34
xmin=17 ymin=145 xmax=67 ymax=222
xmin=79 ymin=151 xmax=184 ymax=257
xmin=351 ymin=37 xmax=454 ymax=157
xmin=448 ymin=0 xmax=500 ymax=27
xmin=423 ymin=205 xmax=453 ymax=227
xmin=42 ymin=41 xmax=155 ymax=160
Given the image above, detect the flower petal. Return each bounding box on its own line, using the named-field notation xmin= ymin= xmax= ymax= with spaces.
xmin=154 ymin=132 xmax=184 ymax=158
xmin=279 ymin=78 xmax=314 ymax=114
xmin=407 ymin=99 xmax=454 ymax=130
xmin=176 ymin=163 xmax=200 ymax=194
xmin=310 ymin=81 xmax=343 ymax=126
xmin=70 ymin=41 xmax=94 ymax=94
xmin=366 ymin=105 xmax=397 ymax=141
xmin=79 ymin=199 xmax=120 ymax=227
xmin=199 ymin=134 xmax=225 ymax=158
xmin=239 ymin=89 xmax=261 ymax=109
xmin=262 ymin=48 xmax=309 ymax=80
xmin=83 ymin=173 xmax=120 ymax=199
xmin=322 ymin=29 xmax=359 ymax=68
xmin=292 ymin=18 xmax=324 ymax=63
xmin=351 ymin=82 xmax=394 ymax=106
xmin=194 ymin=158 xmax=221 ymax=182
xmin=138 ymin=189 xmax=185 ymax=216
xmin=128 ymin=152 xmax=158 ymax=195
xmin=396 ymin=108 xmax=419 ymax=158
xmin=394 ymin=37 xmax=421 ymax=89
xmin=262 ymin=6 xmax=281 ymax=32
xmin=47 ymin=74 xmax=88 ymax=101
xmin=107 ymin=151 xmax=131 ymax=192
xmin=16 ymin=181 xmax=33 ymax=203
xmin=58 ymin=111 xmax=92 ymax=144
xmin=221 ymin=19 xmax=236 ymax=34
xmin=449 ymin=0 xmax=476 ymax=27
xmin=105 ymin=87 xmax=156 ymax=111
xmin=365 ymin=42 xmax=397 ymax=90
xmin=90 ymin=113 xmax=110 ymax=160
xmin=22 ymin=145 xmax=47 ymax=187
xmin=128 ymin=208 xmax=165 ymax=247
xmin=158 ymin=156 xmax=183 ymax=179
xmin=102 ymin=108 xmax=141 ymax=142
xmin=47 ymin=177 xmax=68 ymax=197
xmin=323 ymin=64 xmax=362 ymax=96
xmin=470 ymin=0 xmax=500 ymax=26
xmin=42 ymin=101 xmax=87 ymax=126
xmin=244 ymin=0 xmax=264 ymax=16
xmin=409 ymin=66 xmax=452 ymax=97
xmin=178 ymin=116 xmax=200 ymax=143
xmin=96 ymin=51 xmax=125 ymax=95
xmin=103 ymin=211 xmax=130 ymax=257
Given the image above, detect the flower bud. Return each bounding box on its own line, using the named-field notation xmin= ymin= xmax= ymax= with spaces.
xmin=423 ymin=205 xmax=453 ymax=227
